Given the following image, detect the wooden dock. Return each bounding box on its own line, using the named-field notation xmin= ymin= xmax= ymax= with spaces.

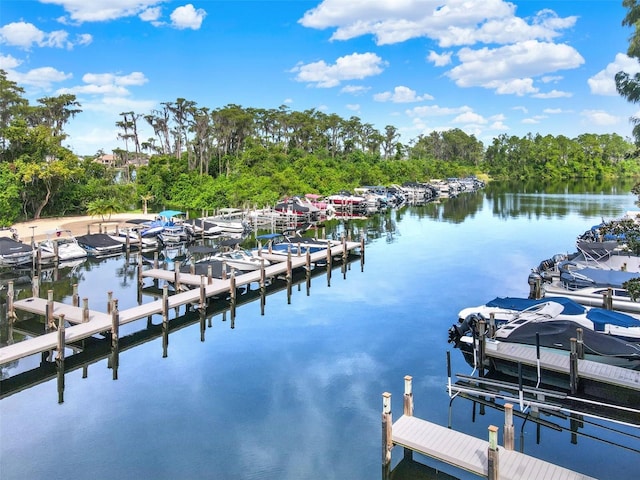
xmin=383 ymin=376 xmax=596 ymax=480
xmin=0 ymin=239 xmax=363 ymax=366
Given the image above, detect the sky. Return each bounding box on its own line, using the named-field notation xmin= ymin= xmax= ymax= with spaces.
xmin=1 ymin=0 xmax=640 ymax=156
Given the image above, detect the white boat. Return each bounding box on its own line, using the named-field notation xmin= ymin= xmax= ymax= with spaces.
xmin=204 ymin=208 xmax=249 ymax=234
xmin=457 ymin=296 xmax=640 ymax=343
xmin=37 ymin=228 xmax=88 ymax=264
xmin=0 ymin=237 xmax=33 ymax=267
xmin=75 ymin=233 xmax=124 ymax=257
xmin=214 ymin=249 xmax=269 ymax=272
xmin=449 ymin=301 xmax=640 ymax=370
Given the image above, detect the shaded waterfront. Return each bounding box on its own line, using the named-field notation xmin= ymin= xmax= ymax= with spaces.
xmin=1 ymin=181 xmax=639 ymax=479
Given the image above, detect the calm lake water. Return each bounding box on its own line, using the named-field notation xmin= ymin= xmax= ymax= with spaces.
xmin=1 ymin=181 xmax=639 ymax=480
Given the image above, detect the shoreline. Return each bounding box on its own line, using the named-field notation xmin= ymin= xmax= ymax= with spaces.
xmin=3 ymin=213 xmax=157 ymax=243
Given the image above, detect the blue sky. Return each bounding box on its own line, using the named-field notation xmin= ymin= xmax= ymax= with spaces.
xmin=1 ymin=0 xmax=639 ymax=156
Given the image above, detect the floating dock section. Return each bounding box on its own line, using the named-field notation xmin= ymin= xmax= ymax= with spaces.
xmin=383 ymin=376 xmax=596 ymax=480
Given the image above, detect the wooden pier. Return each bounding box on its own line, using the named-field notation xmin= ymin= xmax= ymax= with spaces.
xmin=0 ymin=238 xmax=363 ymax=367
xmin=383 ymin=376 xmax=596 ymax=480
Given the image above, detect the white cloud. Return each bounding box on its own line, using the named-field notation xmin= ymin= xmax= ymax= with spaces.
xmin=543 ymin=108 xmax=563 ymax=114
xmin=139 ymin=6 xmax=162 ymax=22
xmin=40 ymin=0 xmax=164 ymax=23
xmin=60 ymin=71 xmax=149 ymax=96
xmin=532 ymin=89 xmax=572 ymax=99
xmin=0 ymin=22 xmax=45 ymax=49
xmin=11 ymin=66 xmax=73 ymax=89
xmin=346 ymin=103 xmax=360 ymax=111
xmin=341 ymin=85 xmax=370 ymax=95
xmin=581 ymin=109 xmax=620 ymax=126
xmin=588 ymin=53 xmax=640 ymax=96
xmin=299 ymin=0 xmax=576 ymax=47
xmin=291 ymin=52 xmax=387 ymax=88
xmin=427 ymin=50 xmax=452 ymax=67
xmin=373 ymin=86 xmax=433 ymax=103
xmin=0 ymin=54 xmax=22 ymax=70
xmin=452 ymin=111 xmax=487 ymax=124
xmin=170 ymin=4 xmax=207 ymax=30
xmin=406 ymin=104 xmax=472 ymax=117
xmin=0 ymin=21 xmax=91 ymax=50
xmin=447 ymin=40 xmax=584 ymax=94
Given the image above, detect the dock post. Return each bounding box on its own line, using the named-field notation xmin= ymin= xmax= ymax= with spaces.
xmin=162 ymin=285 xmax=169 ymax=358
xmin=47 ymin=290 xmax=55 ymax=330
xmin=488 ymin=313 xmax=496 ymax=337
xmin=72 ymin=284 xmax=79 ymax=307
xmin=382 ymin=392 xmax=393 ymax=468
xmin=286 ymin=251 xmax=292 ymax=304
xmin=342 ymin=235 xmax=347 ymax=263
xmin=403 ymin=375 xmax=414 ymax=460
xmin=154 ymin=251 xmax=159 ymax=269
xmin=570 ymin=337 xmax=579 ymax=394
xmin=56 ymin=314 xmax=66 ymax=404
xmin=174 ymin=260 xmax=181 ymax=292
xmin=32 ymin=276 xmax=40 ymax=299
xmin=82 ymin=298 xmax=89 ymax=322
xmin=137 ymin=253 xmax=143 ymax=287
xmin=360 ymin=236 xmax=365 ymax=271
xmin=576 ymin=328 xmax=584 ymax=359
xmin=7 ymin=281 xmax=15 ymax=322
xmin=504 ymin=403 xmax=514 ymax=450
xmin=478 ymin=320 xmax=486 ymax=378
xmin=260 ymin=260 xmax=266 ymax=315
xmin=230 ymin=272 xmax=237 ymax=323
xmin=326 ymin=244 xmax=332 ymax=287
xmin=111 ymin=299 xmax=119 ymax=380
xmin=305 ymin=250 xmax=311 ymax=295
xmin=605 ymin=288 xmax=613 ymax=310
xmin=125 ymin=233 xmax=130 ymax=253
xmin=199 ymin=276 xmax=206 ymax=309
xmin=107 ymin=291 xmax=113 ymax=314
xmin=488 ymin=425 xmax=499 ymax=480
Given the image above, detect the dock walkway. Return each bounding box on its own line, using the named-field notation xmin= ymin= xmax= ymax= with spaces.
xmin=0 ymin=239 xmax=362 ymax=366
xmin=487 ymin=342 xmax=640 ymax=391
xmin=383 ymin=376 xmax=596 ymax=480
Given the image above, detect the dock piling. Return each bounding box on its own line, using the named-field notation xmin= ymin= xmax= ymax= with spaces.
xmin=570 ymin=338 xmax=579 ymax=394
xmin=488 ymin=425 xmax=499 ymax=480
xmin=382 ymin=392 xmax=392 ymax=467
xmin=111 ymin=299 xmax=119 ymax=380
xmin=504 ymin=403 xmax=514 ymax=450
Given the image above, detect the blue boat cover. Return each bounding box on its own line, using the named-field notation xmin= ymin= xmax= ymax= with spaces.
xmin=585 ymin=308 xmax=640 ymax=330
xmin=562 ymin=266 xmax=640 ymax=288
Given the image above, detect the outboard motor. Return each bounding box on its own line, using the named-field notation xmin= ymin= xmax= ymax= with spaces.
xmin=528 ymin=270 xmax=542 ymax=299
xmin=447 ymin=313 xmax=485 ymax=346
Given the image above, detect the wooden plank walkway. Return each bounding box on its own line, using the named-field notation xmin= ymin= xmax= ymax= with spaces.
xmin=391 ymin=415 xmax=595 ymax=479
xmin=487 ymin=342 xmax=640 ymax=391
xmin=0 ymin=240 xmax=362 ymax=366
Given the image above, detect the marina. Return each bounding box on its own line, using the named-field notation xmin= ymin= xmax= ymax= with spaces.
xmin=2 ymin=183 xmax=640 ymax=480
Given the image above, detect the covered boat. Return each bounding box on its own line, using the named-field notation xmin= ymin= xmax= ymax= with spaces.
xmin=75 ymin=233 xmax=123 ymax=257
xmin=457 ymin=296 xmax=640 ymax=342
xmin=0 ymin=237 xmax=33 ymax=267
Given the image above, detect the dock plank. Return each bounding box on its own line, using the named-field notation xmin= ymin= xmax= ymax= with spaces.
xmin=488 ymin=342 xmax=640 ymax=391
xmin=392 ymin=415 xmax=595 ymax=480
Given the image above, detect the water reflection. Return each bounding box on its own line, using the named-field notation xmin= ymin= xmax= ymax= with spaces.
xmin=1 ymin=180 xmax=639 ymax=480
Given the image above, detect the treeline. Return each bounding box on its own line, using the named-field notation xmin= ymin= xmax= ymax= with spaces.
xmin=1 ymin=68 xmax=639 ymax=225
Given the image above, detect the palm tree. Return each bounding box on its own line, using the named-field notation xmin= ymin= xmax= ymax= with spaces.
xmin=140 ymin=193 xmax=154 ymax=214
xmin=86 ymin=198 xmax=122 ymax=222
